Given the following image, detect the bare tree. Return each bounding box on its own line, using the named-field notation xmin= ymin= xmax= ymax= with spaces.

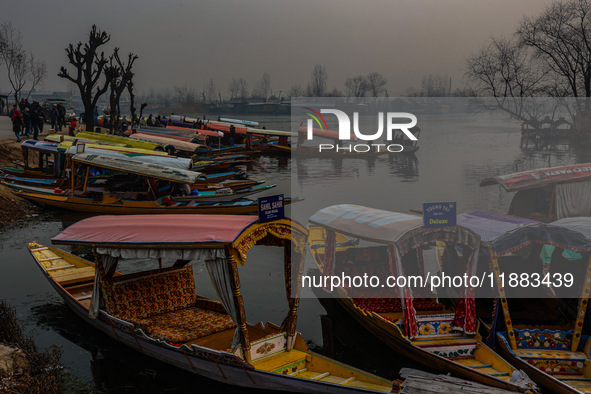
xmin=366 ymin=72 xmax=387 ymax=97
xmin=228 ymin=77 xmax=248 ymax=99
xmin=252 ymin=72 xmax=271 ymax=100
xmin=516 ymin=0 xmax=591 ymax=121
xmin=307 ymin=64 xmax=328 ymax=96
xmin=287 ymin=84 xmax=305 ymax=99
xmin=58 ymin=25 xmax=112 ymax=131
xmin=203 ymin=78 xmax=217 ymax=103
xmin=25 ymin=54 xmax=47 ymax=100
xmin=107 ymin=48 xmax=138 ymax=133
xmin=0 ymin=22 xmax=28 ymax=103
xmin=344 ymin=75 xmax=368 ymax=97
xmin=465 ymin=36 xmax=550 ymax=124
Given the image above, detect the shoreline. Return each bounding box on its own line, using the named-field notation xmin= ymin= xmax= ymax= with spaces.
xmin=0 ymin=116 xmax=47 ymax=227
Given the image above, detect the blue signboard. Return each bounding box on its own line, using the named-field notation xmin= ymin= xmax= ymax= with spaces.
xmin=258 ymin=194 xmax=285 ymax=223
xmin=423 ymin=202 xmax=456 ymax=227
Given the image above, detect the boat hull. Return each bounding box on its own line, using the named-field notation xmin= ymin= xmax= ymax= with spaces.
xmin=325 ymin=296 xmax=530 ymax=392
xmin=28 ymin=246 xmax=392 ymax=393
xmin=496 ymin=333 xmax=583 ymax=394
xmin=13 ymin=190 xmax=296 ymax=215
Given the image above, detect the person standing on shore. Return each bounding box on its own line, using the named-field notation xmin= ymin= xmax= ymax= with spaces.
xmin=57 ymin=104 xmax=65 ymax=131
xmin=10 ymin=105 xmax=24 ymax=142
xmin=68 ymin=118 xmax=77 ymax=136
xmin=229 ymin=124 xmax=236 ymax=146
xmin=49 ymin=105 xmax=58 ymax=131
xmin=23 ymin=108 xmax=31 ymax=137
xmin=33 ymin=108 xmax=44 ymax=140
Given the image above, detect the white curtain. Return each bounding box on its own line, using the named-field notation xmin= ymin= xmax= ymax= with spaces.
xmin=95 ymin=247 xmax=225 ymax=261
xmin=89 ymin=254 xmax=118 ymax=319
xmin=206 ymin=257 xmax=242 ymax=352
xmin=555 ymin=180 xmax=591 ymax=219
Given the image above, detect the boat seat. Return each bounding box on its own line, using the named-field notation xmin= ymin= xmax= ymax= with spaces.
xmin=102 ymin=265 xmax=197 ymax=319
xmin=354 ymin=298 xmax=442 ymax=313
xmin=515 ymin=348 xmax=588 ymax=375
xmin=129 ymin=306 xmax=236 ymax=344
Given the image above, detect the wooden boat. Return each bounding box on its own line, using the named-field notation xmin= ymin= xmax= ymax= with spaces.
xmin=0 ymin=140 xmax=62 ymax=179
xmin=14 ymin=189 xmax=297 ymax=214
xmin=11 ymin=152 xmax=287 ymax=214
xmin=27 ymin=215 xmax=395 ymax=393
xmin=480 ymin=163 xmax=591 ymax=221
xmin=128 ymin=133 xmax=206 ymax=155
xmin=307 ymin=204 xmax=538 ymax=393
xmin=456 ymin=211 xmax=591 ymax=393
xmin=47 ymin=131 xmax=164 ymax=151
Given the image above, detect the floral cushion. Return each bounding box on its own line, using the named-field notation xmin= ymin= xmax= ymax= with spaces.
xmin=103 ymin=266 xmax=197 ymax=319
xmin=354 ymin=298 xmax=443 ymax=313
xmin=514 ymin=329 xmax=572 ymax=350
xmin=130 ymin=306 xmax=236 ymax=344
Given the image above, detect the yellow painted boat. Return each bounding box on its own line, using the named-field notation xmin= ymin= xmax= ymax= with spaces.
xmin=307 ymin=205 xmax=538 ymax=393
xmin=27 ymin=215 xmax=395 ymax=393
xmin=457 ymin=211 xmax=591 ymax=393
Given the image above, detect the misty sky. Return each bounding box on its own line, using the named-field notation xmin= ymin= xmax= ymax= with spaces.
xmin=1 ymin=0 xmax=551 ymax=98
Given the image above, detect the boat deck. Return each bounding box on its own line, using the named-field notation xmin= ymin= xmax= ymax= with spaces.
xmin=412 ymin=331 xmax=514 ymax=383
xmin=253 ymin=349 xmax=391 ymax=392
xmin=29 ymin=244 xmax=96 ymax=286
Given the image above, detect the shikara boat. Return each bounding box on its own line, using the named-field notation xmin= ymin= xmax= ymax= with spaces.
xmin=0 ymin=140 xmax=62 ymax=179
xmin=307 ymin=204 xmax=538 ymax=393
xmin=12 ymin=152 xmax=288 ymax=214
xmin=27 ymin=214 xmax=395 ymax=393
xmin=456 ymin=211 xmax=591 ymax=393
xmin=128 ymin=133 xmax=206 ymax=155
xmin=46 ymin=132 xmax=164 ymax=151
xmin=480 ymin=163 xmax=591 ymax=221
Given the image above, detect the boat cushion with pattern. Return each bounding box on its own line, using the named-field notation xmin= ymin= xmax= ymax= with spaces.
xmin=102 ymin=265 xmax=197 ymax=319
xmin=130 ymin=306 xmax=236 ymax=344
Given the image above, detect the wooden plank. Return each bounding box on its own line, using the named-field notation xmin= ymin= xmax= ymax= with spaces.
xmin=38 ymin=256 xmax=62 ymax=262
xmin=252 ymin=349 xmax=307 ymax=372
xmin=46 ymin=264 xmax=75 ymax=271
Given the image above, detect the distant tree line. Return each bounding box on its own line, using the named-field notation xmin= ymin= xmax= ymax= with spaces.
xmin=464 ymin=0 xmax=591 ymax=131
xmin=0 ymin=22 xmax=47 ymax=104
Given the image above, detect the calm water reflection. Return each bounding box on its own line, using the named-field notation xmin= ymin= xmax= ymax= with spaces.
xmin=0 ymin=113 xmax=588 ymax=392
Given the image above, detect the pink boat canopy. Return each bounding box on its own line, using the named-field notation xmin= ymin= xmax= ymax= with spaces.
xmin=52 ymin=214 xmax=259 ymax=248
xmin=480 ymin=163 xmax=591 ymax=192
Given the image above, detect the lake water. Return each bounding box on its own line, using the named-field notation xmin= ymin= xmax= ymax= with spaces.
xmin=0 ymin=111 xmax=588 ymax=392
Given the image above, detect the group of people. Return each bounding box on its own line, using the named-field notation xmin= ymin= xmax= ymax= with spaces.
xmin=145 ymin=114 xmax=163 ymax=127
xmin=9 ymin=99 xmax=73 ymax=141
xmin=9 ymin=99 xmax=47 ymax=141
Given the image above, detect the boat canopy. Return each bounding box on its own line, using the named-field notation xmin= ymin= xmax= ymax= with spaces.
xmin=129 ymin=133 xmax=205 ymax=152
xmin=457 ymin=211 xmax=591 ymax=256
xmin=60 ymin=141 xmax=169 ymax=156
xmin=21 ymin=140 xmax=59 ymax=154
xmin=76 ymin=131 xmax=161 ymax=151
xmin=245 ymin=128 xmax=296 ymax=137
xmin=53 ymin=214 xmax=256 ymax=248
xmin=53 ymin=214 xmax=308 ymax=355
xmin=66 ymin=146 xmax=192 ymax=169
xmin=308 ymin=204 xmax=480 ymax=255
xmin=480 ymin=163 xmax=591 ymax=192
xmin=309 ymin=204 xmax=482 ymax=337
xmin=71 ymin=153 xmax=204 ymax=183
xmin=52 ymin=214 xmax=307 ymax=261
xmin=164 ymin=125 xmax=220 ymax=138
